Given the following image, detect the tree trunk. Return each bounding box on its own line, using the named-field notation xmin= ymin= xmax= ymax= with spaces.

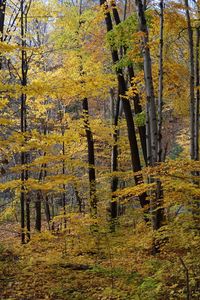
xmin=136 ymin=0 xmax=165 ymax=235
xmin=111 ymin=1 xmax=147 ymax=165
xmin=0 ymin=0 xmax=6 ymax=68
xmin=62 ymin=140 xmax=67 ymax=229
xmin=136 ymin=0 xmax=158 ymax=166
xmin=35 ymin=167 xmax=43 ymax=232
xmin=154 ymin=0 xmax=165 ymax=232
xmin=35 ymin=193 xmax=41 ymax=232
xmin=157 ymin=0 xmax=164 ymax=163
xmin=128 ymin=65 xmax=147 ymax=165
xmin=185 ymin=0 xmax=195 ymax=160
xmin=82 ymin=98 xmax=97 ymax=217
xmin=100 ymin=0 xmax=149 ymax=209
xmin=20 ymin=0 xmax=27 ymax=244
xmin=0 ymin=0 xmax=6 ymax=41
xmin=194 ymin=26 xmax=199 ymax=161
xmin=110 ymin=94 xmax=121 ymax=229
xmin=44 ymin=195 xmax=51 ymax=230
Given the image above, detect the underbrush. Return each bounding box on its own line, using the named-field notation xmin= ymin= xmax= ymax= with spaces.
xmin=0 ymin=214 xmax=199 ymax=299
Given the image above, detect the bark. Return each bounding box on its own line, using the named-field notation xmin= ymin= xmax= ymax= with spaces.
xmin=35 ymin=193 xmax=41 ymax=232
xmin=111 ymin=1 xmax=147 ymax=165
xmin=20 ymin=0 xmax=27 ymax=244
xmin=185 ymin=0 xmax=195 ymax=160
xmin=100 ymin=0 xmax=149 ymax=209
xmin=0 ymin=0 xmax=6 ymax=41
xmin=154 ymin=0 xmax=165 ymax=232
xmin=136 ymin=0 xmax=165 ymax=235
xmin=82 ymin=98 xmax=97 ymax=216
xmin=136 ymin=0 xmax=158 ymax=166
xmin=25 ymin=157 xmax=30 ymax=241
xmin=128 ymin=65 xmax=147 ymax=165
xmin=75 ymin=187 xmax=82 ymax=213
xmin=44 ymin=195 xmax=51 ymax=230
xmin=179 ymin=258 xmax=191 ymax=300
xmin=62 ymin=140 xmax=67 ymax=229
xmin=194 ymin=26 xmax=199 ymax=161
xmin=35 ymin=166 xmax=44 ymax=232
xmin=110 ymin=95 xmax=120 ymax=227
xmin=157 ymin=0 xmax=164 ymax=163
xmin=0 ymin=0 xmax=6 ymax=68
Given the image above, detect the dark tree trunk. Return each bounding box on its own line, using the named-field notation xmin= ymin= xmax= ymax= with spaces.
xmin=185 ymin=0 xmax=195 ymax=160
xmin=0 ymin=0 xmax=6 ymax=68
xmin=194 ymin=27 xmax=199 ymax=161
xmin=128 ymin=66 xmax=147 ymax=165
xmin=44 ymin=195 xmax=51 ymax=230
xmin=110 ymin=95 xmax=120 ymax=228
xmin=136 ymin=0 xmax=158 ymax=166
xmin=0 ymin=0 xmax=6 ymax=41
xmin=154 ymin=0 xmax=165 ymax=232
xmin=25 ymin=163 xmax=30 ymax=241
xmin=135 ymin=0 xmax=165 ymax=236
xmin=35 ymin=168 xmax=43 ymax=232
xmin=35 ymin=154 xmax=48 ymax=232
xmin=20 ymin=0 xmax=27 ymax=244
xmin=62 ymin=140 xmax=67 ymax=229
xmin=82 ymin=98 xmax=97 ymax=216
xmin=75 ymin=187 xmax=82 ymax=213
xmin=111 ymin=0 xmax=147 ymax=165
xmin=35 ymin=193 xmax=41 ymax=232
xmin=100 ymin=0 xmax=149 ymax=209
xmin=157 ymin=0 xmax=164 ymax=163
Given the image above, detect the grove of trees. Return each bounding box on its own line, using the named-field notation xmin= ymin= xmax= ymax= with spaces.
xmin=0 ymin=0 xmax=199 ymax=299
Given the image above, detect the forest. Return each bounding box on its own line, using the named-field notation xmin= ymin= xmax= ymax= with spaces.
xmin=0 ymin=0 xmax=199 ymax=299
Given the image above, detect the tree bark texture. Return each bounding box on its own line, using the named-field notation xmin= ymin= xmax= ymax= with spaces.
xmin=185 ymin=0 xmax=195 ymax=160
xmin=194 ymin=26 xmax=199 ymax=161
xmin=136 ymin=0 xmax=158 ymax=166
xmin=157 ymin=0 xmax=164 ymax=163
xmin=111 ymin=1 xmax=147 ymax=165
xmin=82 ymin=98 xmax=97 ymax=216
xmin=100 ymin=0 xmax=149 ymax=209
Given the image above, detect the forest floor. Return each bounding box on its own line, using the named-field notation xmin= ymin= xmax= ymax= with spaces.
xmin=0 ymin=216 xmax=196 ymax=300
xmin=0 ymin=221 xmax=150 ymax=300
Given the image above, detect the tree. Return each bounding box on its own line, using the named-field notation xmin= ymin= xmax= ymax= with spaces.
xmin=100 ymin=0 xmax=149 ymax=211
xmin=135 ymin=0 xmax=158 ymax=167
xmin=184 ymin=0 xmax=196 ymax=160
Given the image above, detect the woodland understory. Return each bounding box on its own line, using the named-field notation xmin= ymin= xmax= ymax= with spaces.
xmin=0 ymin=0 xmax=199 ymax=299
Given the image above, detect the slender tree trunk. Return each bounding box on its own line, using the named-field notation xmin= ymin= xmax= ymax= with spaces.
xmin=185 ymin=0 xmax=195 ymax=160
xmin=25 ymin=156 xmax=30 ymax=241
xmin=136 ymin=0 xmax=165 ymax=236
xmin=100 ymin=0 xmax=149 ymax=209
xmin=20 ymin=0 xmax=27 ymax=244
xmin=75 ymin=186 xmax=82 ymax=213
xmin=0 ymin=0 xmax=6 ymax=69
xmin=154 ymin=0 xmax=165 ymax=232
xmin=44 ymin=158 xmax=52 ymax=230
xmin=111 ymin=1 xmax=147 ymax=165
xmin=136 ymin=0 xmax=158 ymax=166
xmin=0 ymin=0 xmax=6 ymax=41
xmin=82 ymin=98 xmax=97 ymax=217
xmin=146 ymin=103 xmax=151 ymax=166
xmin=44 ymin=195 xmax=51 ymax=230
xmin=194 ymin=26 xmax=199 ymax=161
xmin=62 ymin=140 xmax=67 ymax=228
xmin=128 ymin=65 xmax=147 ymax=165
xmin=35 ymin=166 xmax=44 ymax=232
xmin=35 ymin=193 xmax=41 ymax=232
xmin=157 ymin=0 xmax=164 ymax=163
xmin=110 ymin=94 xmax=121 ymax=229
